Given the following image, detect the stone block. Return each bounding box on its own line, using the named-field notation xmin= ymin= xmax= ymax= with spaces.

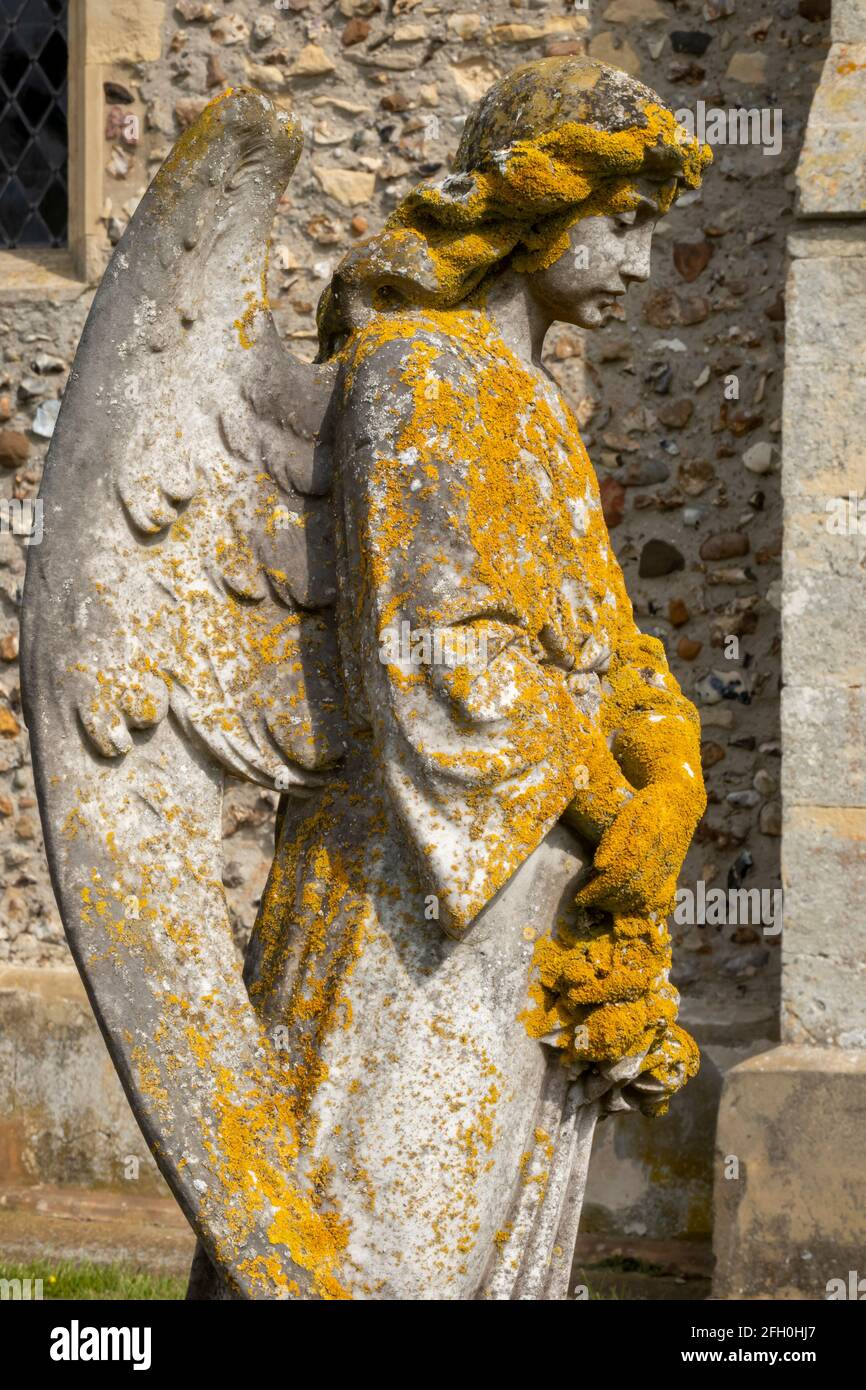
xmin=789 ymin=225 xmax=866 ymax=259
xmin=796 ymin=43 xmax=866 ymax=215
xmin=833 ymin=0 xmax=866 ymax=44
xmin=781 ymin=688 xmax=866 ymax=805
xmin=782 ymin=359 xmax=866 ymax=497
xmin=85 ymin=0 xmax=166 ymax=64
xmin=714 ymin=1045 xmax=866 ymax=1298
xmin=0 ymin=966 xmax=164 ymax=1191
xmin=786 ymin=254 xmax=866 ymax=366
xmin=782 ymin=513 xmax=866 ymax=687
xmin=781 ymin=806 xmax=866 ymax=1045
xmin=784 ymin=494 xmax=866 ymax=576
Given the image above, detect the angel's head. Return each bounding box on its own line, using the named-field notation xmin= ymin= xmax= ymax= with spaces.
xmin=317 ymin=57 xmax=711 ymax=354
xmin=518 ymin=172 xmax=670 ymax=331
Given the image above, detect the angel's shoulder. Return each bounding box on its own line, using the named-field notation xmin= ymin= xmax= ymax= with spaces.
xmin=337 ymin=307 xmax=498 ymax=421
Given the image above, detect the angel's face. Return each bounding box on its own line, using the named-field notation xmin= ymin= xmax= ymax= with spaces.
xmin=525 ymin=181 xmax=662 ymax=331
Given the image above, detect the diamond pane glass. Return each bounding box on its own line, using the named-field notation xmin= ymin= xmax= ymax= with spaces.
xmin=0 ymin=0 xmax=67 ymax=248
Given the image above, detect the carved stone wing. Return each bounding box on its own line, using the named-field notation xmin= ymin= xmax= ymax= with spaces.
xmin=20 ymin=91 xmax=349 ymax=1299
xmin=27 ymin=89 xmax=344 ymax=787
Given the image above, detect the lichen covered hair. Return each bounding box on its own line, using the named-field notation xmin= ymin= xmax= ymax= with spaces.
xmin=317 ymin=56 xmax=711 ymax=358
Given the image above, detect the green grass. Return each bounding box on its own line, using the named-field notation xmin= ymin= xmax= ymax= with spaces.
xmin=0 ymin=1259 xmax=185 ymax=1300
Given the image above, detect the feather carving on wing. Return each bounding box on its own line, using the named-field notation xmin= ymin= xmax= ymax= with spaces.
xmin=18 ymin=91 xmax=364 ymax=1295
xmin=36 ymin=89 xmax=346 ymax=790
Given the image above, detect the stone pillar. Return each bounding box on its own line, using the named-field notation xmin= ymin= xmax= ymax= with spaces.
xmin=713 ymin=0 xmax=866 ymax=1300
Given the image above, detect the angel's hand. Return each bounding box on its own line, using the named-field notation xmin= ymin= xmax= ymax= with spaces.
xmin=578 ymin=1022 xmax=699 ymax=1117
xmin=614 ymin=1022 xmax=700 ymax=1116
xmin=574 ymin=775 xmax=704 ymax=918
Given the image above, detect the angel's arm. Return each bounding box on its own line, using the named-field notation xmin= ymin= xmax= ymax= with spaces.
xmin=571 ymin=545 xmax=706 ymax=918
xmin=602 ymin=552 xmax=705 ymax=807
xmin=336 ymin=335 xmax=602 ymax=935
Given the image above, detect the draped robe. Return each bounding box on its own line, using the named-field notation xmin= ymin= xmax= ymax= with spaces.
xmin=191 ymin=305 xmax=697 ymax=1300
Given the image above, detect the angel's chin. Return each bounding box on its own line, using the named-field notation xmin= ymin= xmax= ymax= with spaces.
xmin=572 ymin=303 xmax=608 ymax=331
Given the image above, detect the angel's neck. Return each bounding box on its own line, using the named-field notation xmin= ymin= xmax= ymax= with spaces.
xmin=481 ymin=270 xmax=553 ymax=369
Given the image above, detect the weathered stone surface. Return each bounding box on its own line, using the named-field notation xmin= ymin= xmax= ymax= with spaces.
xmin=643 ymin=287 xmax=710 ymax=327
xmin=782 ymin=806 xmax=866 ymax=1045
xmin=714 ymin=1047 xmax=866 ymax=1298
xmin=695 ymin=670 xmax=752 ymax=705
xmin=341 ymin=17 xmax=370 ymax=46
xmin=587 ymin=1024 xmax=773 ymax=1243
xmin=781 ymin=686 xmax=866 ymax=806
xmin=784 ymin=368 xmax=866 ymax=498
xmin=176 ymin=0 xmax=215 ymax=19
xmin=0 ymin=708 xmax=21 ymax=737
xmin=668 ymin=597 xmax=690 ymax=627
xmin=87 ymin=0 xmax=165 ymax=63
xmin=833 ymin=0 xmax=866 ymax=40
xmin=671 ymin=31 xmax=713 ymax=56
xmin=446 ymin=13 xmax=483 ymax=42
xmin=783 ymin=95 xmax=866 ymax=1061
xmin=700 ymin=705 xmax=734 ymax=729
xmin=619 ymin=457 xmax=669 ymax=486
xmin=677 ymin=457 xmax=717 ymax=495
xmin=0 ymin=965 xmax=162 ymax=1189
xmin=210 ymin=13 xmax=248 ymax=44
xmin=244 ymin=61 xmax=287 ymax=92
xmin=206 ymin=53 xmax=228 ymax=87
xmin=797 ymin=43 xmax=866 ymax=215
xmin=759 ymin=799 xmax=781 ymax=835
xmin=782 ymin=499 xmax=866 ymax=687
xmin=492 ymin=18 xmax=587 ymax=46
xmin=391 ymin=22 xmax=427 ymax=44
xmin=700 ymin=740 xmax=725 ymax=769
xmin=786 ymin=253 xmax=866 ymax=368
xmin=174 ymin=96 xmax=210 ymax=128
xmin=784 ymin=252 xmax=866 ymax=499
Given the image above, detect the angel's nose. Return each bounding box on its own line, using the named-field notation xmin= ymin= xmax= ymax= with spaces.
xmin=620 ymin=227 xmax=654 ymax=285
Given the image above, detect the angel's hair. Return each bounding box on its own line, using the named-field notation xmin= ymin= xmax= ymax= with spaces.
xmin=316 ymin=56 xmax=711 ymax=359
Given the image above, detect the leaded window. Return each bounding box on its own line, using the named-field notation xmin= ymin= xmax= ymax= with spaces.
xmin=0 ymin=0 xmax=68 ymax=248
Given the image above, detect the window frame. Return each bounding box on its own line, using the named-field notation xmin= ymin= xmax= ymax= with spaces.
xmin=0 ymin=0 xmax=155 ymax=299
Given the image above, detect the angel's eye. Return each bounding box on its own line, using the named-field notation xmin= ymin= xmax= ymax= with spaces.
xmin=374 ymin=285 xmax=401 ymax=310
xmin=614 ymin=212 xmax=637 ymax=231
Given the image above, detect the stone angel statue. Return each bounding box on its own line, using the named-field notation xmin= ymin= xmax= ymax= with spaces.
xmin=22 ymin=57 xmax=711 ymax=1300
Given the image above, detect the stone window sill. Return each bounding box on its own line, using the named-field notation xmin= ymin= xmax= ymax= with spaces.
xmin=0 ymin=248 xmax=89 ymax=304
